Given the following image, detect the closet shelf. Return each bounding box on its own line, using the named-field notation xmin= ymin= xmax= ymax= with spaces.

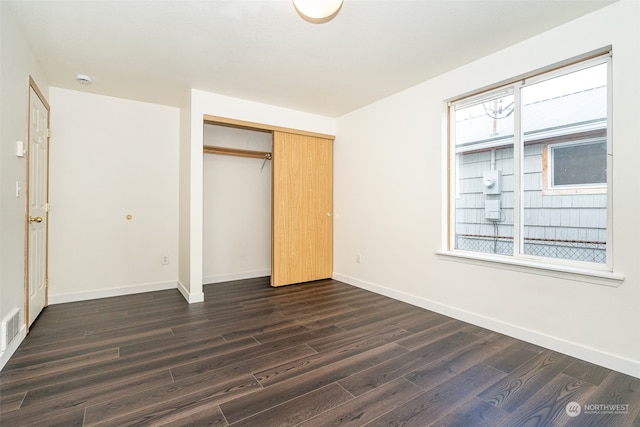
xmin=203 ymin=145 xmax=272 ymax=160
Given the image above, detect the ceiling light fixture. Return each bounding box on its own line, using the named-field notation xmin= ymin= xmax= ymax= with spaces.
xmin=75 ymin=73 xmax=93 ymax=85
xmin=293 ymin=0 xmax=343 ymax=24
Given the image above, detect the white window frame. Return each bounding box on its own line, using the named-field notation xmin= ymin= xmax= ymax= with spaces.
xmin=442 ymin=51 xmax=623 ymax=286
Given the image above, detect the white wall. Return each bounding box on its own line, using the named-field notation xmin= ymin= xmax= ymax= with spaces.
xmin=178 ymin=101 xmax=192 ymax=300
xmin=203 ymin=125 xmax=272 ymax=284
xmin=334 ymin=0 xmax=640 ymax=377
xmin=0 ymin=3 xmax=50 ymax=369
xmin=185 ymin=90 xmax=336 ymax=301
xmin=48 ymin=88 xmax=180 ymax=303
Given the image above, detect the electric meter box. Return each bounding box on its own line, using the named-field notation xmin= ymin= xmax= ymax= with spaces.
xmin=483 ymin=170 xmax=502 ymax=195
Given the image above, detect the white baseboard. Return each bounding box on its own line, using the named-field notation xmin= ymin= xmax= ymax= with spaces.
xmin=0 ymin=325 xmax=27 ymax=371
xmin=48 ymin=281 xmax=179 ymax=305
xmin=177 ymin=280 xmax=204 ymax=304
xmin=203 ymin=269 xmax=271 ymax=285
xmin=332 ymin=273 xmax=640 ymax=378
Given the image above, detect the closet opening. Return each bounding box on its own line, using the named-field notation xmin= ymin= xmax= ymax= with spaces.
xmin=203 ymin=115 xmax=335 ymax=288
xmin=203 ymin=124 xmax=273 ymax=285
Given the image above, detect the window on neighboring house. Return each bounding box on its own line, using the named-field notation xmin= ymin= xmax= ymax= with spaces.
xmin=546 ymin=139 xmax=607 ymax=189
xmin=448 ymin=53 xmax=611 ymax=268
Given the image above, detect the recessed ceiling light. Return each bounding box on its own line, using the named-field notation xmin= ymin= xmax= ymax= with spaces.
xmin=75 ymin=73 xmax=93 ymax=85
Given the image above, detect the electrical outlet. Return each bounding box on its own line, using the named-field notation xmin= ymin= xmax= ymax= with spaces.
xmin=161 ymin=255 xmax=169 ymax=265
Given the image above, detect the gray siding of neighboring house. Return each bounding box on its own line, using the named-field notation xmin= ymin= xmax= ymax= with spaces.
xmin=455 ymin=143 xmax=607 ymax=262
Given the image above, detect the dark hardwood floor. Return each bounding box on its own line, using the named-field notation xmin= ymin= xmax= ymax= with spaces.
xmin=1 ymin=277 xmax=639 ymax=426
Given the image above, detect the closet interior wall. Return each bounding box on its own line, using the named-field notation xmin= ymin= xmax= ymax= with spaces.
xmin=202 ymin=124 xmax=272 ymax=284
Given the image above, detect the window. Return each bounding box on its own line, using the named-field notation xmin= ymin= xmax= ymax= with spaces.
xmin=548 ymin=139 xmax=607 ymax=188
xmin=449 ymin=54 xmax=611 ymax=269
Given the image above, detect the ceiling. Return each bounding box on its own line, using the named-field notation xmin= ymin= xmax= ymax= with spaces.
xmin=6 ymin=0 xmax=616 ymax=117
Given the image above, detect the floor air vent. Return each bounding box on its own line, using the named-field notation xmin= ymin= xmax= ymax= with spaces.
xmin=1 ymin=308 xmax=21 ymax=352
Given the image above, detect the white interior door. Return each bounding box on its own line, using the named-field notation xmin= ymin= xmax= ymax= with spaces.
xmin=27 ymin=82 xmax=50 ymax=327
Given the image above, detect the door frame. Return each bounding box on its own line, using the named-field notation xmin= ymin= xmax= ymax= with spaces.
xmin=24 ymin=76 xmax=50 ymax=332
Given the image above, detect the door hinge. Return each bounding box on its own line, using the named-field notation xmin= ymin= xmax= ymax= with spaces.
xmin=45 ymin=278 xmax=48 ymax=288
xmin=47 ymin=128 xmax=51 ymax=138
xmin=45 ymin=203 xmax=50 ymax=213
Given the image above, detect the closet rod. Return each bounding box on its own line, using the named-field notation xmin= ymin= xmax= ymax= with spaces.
xmin=203 ymin=145 xmax=272 ymax=160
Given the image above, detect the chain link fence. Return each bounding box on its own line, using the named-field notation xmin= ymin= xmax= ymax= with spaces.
xmin=456 ymin=234 xmax=606 ymax=263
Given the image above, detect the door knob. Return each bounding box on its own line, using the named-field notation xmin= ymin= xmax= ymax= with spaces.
xmin=29 ymin=216 xmax=43 ymax=223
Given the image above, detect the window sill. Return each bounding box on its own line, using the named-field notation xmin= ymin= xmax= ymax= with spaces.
xmin=436 ymin=250 xmax=624 ymax=287
xmin=541 ymin=187 xmax=606 ymax=196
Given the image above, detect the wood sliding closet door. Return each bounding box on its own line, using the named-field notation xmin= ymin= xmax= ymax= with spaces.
xmin=272 ymin=131 xmax=333 ymax=287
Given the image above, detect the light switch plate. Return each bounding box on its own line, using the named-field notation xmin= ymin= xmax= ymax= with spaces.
xmin=16 ymin=141 xmax=25 ymax=157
